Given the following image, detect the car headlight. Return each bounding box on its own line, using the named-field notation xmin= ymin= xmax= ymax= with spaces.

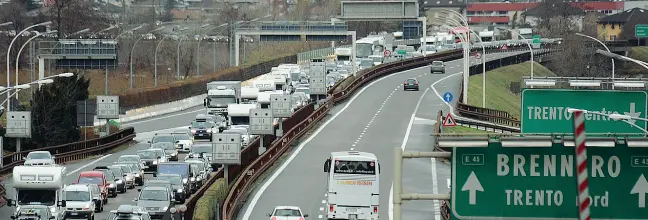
xmin=183 ymin=178 xmax=188 ymax=184
xmin=153 ymin=160 xmax=158 ymax=164
xmin=197 ymin=177 xmax=202 ymax=182
xmin=84 ymin=203 xmax=91 ymax=209
xmin=116 ymin=179 xmax=123 ymax=184
xmin=171 ymin=152 xmax=177 ymax=156
xmin=177 ymin=189 xmax=183 ymax=193
xmin=108 ymin=184 xmax=115 ymax=188
xmin=163 ymin=206 xmax=168 ymax=211
xmin=135 ymin=173 xmax=141 ymax=177
xmin=206 ymin=129 xmax=212 ymax=133
xmin=50 ymin=207 xmax=56 ymax=214
xmin=126 ymin=176 xmax=134 ymax=181
xmin=190 ymin=177 xmax=196 ymax=182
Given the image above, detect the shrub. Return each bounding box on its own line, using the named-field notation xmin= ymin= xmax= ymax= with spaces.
xmin=79 ymin=123 xmax=120 ymax=140
xmin=193 ymin=178 xmax=229 ymax=220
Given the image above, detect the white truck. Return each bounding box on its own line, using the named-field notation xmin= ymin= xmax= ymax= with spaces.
xmin=252 ymin=79 xmax=275 ymax=93
xmin=204 ymin=81 xmax=241 ymax=116
xmin=269 ymin=74 xmax=288 ymax=91
xmin=335 ymin=47 xmax=352 ymax=62
xmin=241 ymin=87 xmax=260 ymax=104
xmin=8 ymin=166 xmax=68 ymax=220
xmin=227 ymin=104 xmax=257 ymax=125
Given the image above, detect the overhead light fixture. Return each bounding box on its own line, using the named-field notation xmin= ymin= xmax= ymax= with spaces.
xmin=501 ymin=136 xmax=553 ymax=147
xmin=524 ymin=79 xmax=556 ymax=87
xmin=563 ymin=137 xmax=616 ymax=147
xmin=569 ymin=80 xmax=601 ymax=87
xmin=626 ymin=138 xmax=648 ymax=147
xmin=613 ymin=81 xmax=645 ymax=88
xmin=437 ymin=136 xmax=489 ymax=148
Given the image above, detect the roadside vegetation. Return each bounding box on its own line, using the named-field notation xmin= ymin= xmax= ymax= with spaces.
xmin=441 ymin=125 xmax=493 ymax=133
xmin=193 ymin=178 xmax=228 ymax=220
xmin=467 ymin=61 xmax=556 ymax=119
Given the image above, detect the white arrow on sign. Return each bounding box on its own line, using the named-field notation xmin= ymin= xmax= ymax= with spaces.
xmin=631 ymin=174 xmax=648 ymax=208
xmin=461 ymin=171 xmax=484 ymax=205
xmin=445 ymin=93 xmax=451 ymax=101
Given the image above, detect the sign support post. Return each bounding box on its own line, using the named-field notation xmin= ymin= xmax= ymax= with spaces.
xmin=250 ymin=108 xmax=274 ymax=155
xmin=572 ymin=110 xmax=591 ymax=220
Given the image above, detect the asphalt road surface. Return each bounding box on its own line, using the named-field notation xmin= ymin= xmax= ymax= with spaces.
xmin=237 ymin=51 xmax=527 ymax=220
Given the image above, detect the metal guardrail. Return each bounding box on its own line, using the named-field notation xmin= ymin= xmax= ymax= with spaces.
xmin=0 ymin=127 xmax=136 ymax=175
xmin=219 ymin=44 xmax=542 ymax=220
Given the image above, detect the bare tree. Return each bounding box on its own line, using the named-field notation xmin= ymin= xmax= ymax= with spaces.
xmin=49 ymin=0 xmax=111 ymax=37
xmin=0 ymin=0 xmax=30 ymax=69
xmin=529 ymin=0 xmax=584 ymax=38
xmin=548 ymin=35 xmax=611 ymax=77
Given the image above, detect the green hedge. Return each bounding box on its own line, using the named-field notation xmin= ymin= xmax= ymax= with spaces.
xmin=193 ymin=178 xmax=229 ymax=220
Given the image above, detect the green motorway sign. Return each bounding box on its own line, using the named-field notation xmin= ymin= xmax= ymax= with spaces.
xmin=636 ymin=24 xmax=648 ymax=38
xmin=521 ymin=89 xmax=647 ymax=134
xmin=452 ymin=141 xmax=648 ymax=219
xmin=532 ymin=35 xmax=541 ymax=43
xmin=397 ymin=49 xmax=406 ymax=55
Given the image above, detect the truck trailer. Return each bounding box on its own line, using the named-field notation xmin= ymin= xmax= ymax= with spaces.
xmin=204 ymin=81 xmax=241 ymax=116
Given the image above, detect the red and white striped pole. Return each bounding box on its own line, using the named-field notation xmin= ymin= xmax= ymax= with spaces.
xmin=572 ymin=110 xmax=591 ymax=220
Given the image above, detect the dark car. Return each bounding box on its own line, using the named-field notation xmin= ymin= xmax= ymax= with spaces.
xmin=155 ymin=162 xmax=195 ymax=194
xmin=190 ymin=120 xmax=216 ymax=140
xmin=137 ymin=149 xmax=164 ymax=172
xmin=156 ymin=174 xmax=188 ymax=203
xmin=150 ymin=142 xmax=179 ymax=161
xmin=403 ymin=78 xmax=419 ymax=91
xmin=430 ymin=60 xmax=446 ymax=74
xmin=93 ymin=167 xmax=120 ymax=196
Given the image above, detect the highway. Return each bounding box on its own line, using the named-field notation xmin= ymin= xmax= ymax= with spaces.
xmin=237 ymin=51 xmax=527 ymax=220
xmin=0 ymin=105 xmax=207 ymax=219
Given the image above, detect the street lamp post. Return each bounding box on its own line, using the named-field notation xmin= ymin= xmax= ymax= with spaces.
xmin=567 ymin=107 xmax=648 ymax=134
xmin=196 ymin=24 xmax=227 ymax=76
xmin=499 ymin=28 xmax=534 ymax=78
xmin=15 ymin=30 xmax=58 ymax=101
xmin=6 ymin=21 xmax=52 ymax=112
xmin=0 ymin=21 xmax=13 ymax=27
xmin=576 ymin=33 xmax=615 ymax=89
xmin=129 ymin=26 xmax=165 ymax=88
xmin=595 ymin=49 xmax=648 ymax=70
xmin=155 ymin=28 xmax=189 ymax=87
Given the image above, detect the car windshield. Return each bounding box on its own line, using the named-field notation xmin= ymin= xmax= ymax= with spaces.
xmin=156 ymin=176 xmax=182 ymax=185
xmin=191 ymin=121 xmax=213 ymax=128
xmin=101 ymin=170 xmax=115 ymax=180
xmin=138 ymin=189 xmax=168 ymax=201
xmin=157 ymin=164 xmax=188 ymax=177
xmin=118 ymin=156 xmax=139 ymax=163
xmin=66 ymin=191 xmax=90 ymax=201
xmin=432 ymin=62 xmax=443 ymax=66
xmin=190 ymin=164 xmax=204 ymax=172
xmin=78 ymin=177 xmax=103 ymax=185
xmin=120 ymin=165 xmax=133 ymax=173
xmin=109 ymin=168 xmax=123 ymax=176
xmin=406 ymin=79 xmax=417 ymax=83
xmin=145 ymin=182 xmax=170 ymax=188
xmin=151 ymin=143 xmax=175 ymax=150
xmin=125 ymin=163 xmax=140 ymax=171
xmin=273 ymin=209 xmax=302 ymax=216
xmin=173 ymin=133 xmax=191 ymax=140
xmin=191 ymin=145 xmax=211 ymax=154
xmin=137 ymin=151 xmax=157 ymax=159
xmin=151 ymin=135 xmax=174 ymax=143
xmin=26 ymin=152 xmax=50 ymax=159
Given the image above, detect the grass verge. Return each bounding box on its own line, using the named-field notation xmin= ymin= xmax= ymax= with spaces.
xmin=442 ymin=126 xmax=493 ymax=133
xmin=629 ymin=46 xmax=648 ymax=62
xmin=193 ymin=178 xmax=229 ymax=220
xmin=467 ymin=61 xmax=556 ymax=119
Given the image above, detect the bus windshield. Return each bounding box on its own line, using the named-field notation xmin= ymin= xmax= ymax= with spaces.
xmin=333 ymin=160 xmax=376 ymax=175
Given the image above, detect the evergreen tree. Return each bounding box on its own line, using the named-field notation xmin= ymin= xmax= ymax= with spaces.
xmin=30 ymin=76 xmax=90 ymax=146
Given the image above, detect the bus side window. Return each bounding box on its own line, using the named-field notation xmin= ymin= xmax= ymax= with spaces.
xmin=378 ymin=163 xmax=381 ymax=173
xmin=324 ymin=159 xmax=331 ymax=172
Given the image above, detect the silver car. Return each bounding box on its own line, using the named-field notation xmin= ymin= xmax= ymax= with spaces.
xmin=23 ymin=151 xmax=55 ymax=166
xmin=134 ymin=186 xmax=174 ymax=219
xmin=64 ymin=184 xmax=99 ymax=219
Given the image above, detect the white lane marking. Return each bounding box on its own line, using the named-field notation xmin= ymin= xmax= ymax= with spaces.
xmin=432 ymin=72 xmax=463 ymax=112
xmin=241 ymin=63 xmax=418 ymax=220
xmin=447 ymin=178 xmax=451 ymax=188
xmin=66 ymin=154 xmax=112 ymax=176
xmin=322 ymin=200 xmax=326 ymax=203
xmin=320 ymin=207 xmax=324 ymax=211
xmin=350 ymin=148 xmax=354 ymax=150
xmin=431 ymin=158 xmax=441 ymax=220
xmin=123 ymin=108 xmax=203 ymax=125
xmin=318 ymin=214 xmax=323 ymax=219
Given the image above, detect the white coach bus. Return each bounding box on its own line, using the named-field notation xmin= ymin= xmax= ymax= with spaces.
xmin=324 ymin=151 xmax=380 ymax=220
